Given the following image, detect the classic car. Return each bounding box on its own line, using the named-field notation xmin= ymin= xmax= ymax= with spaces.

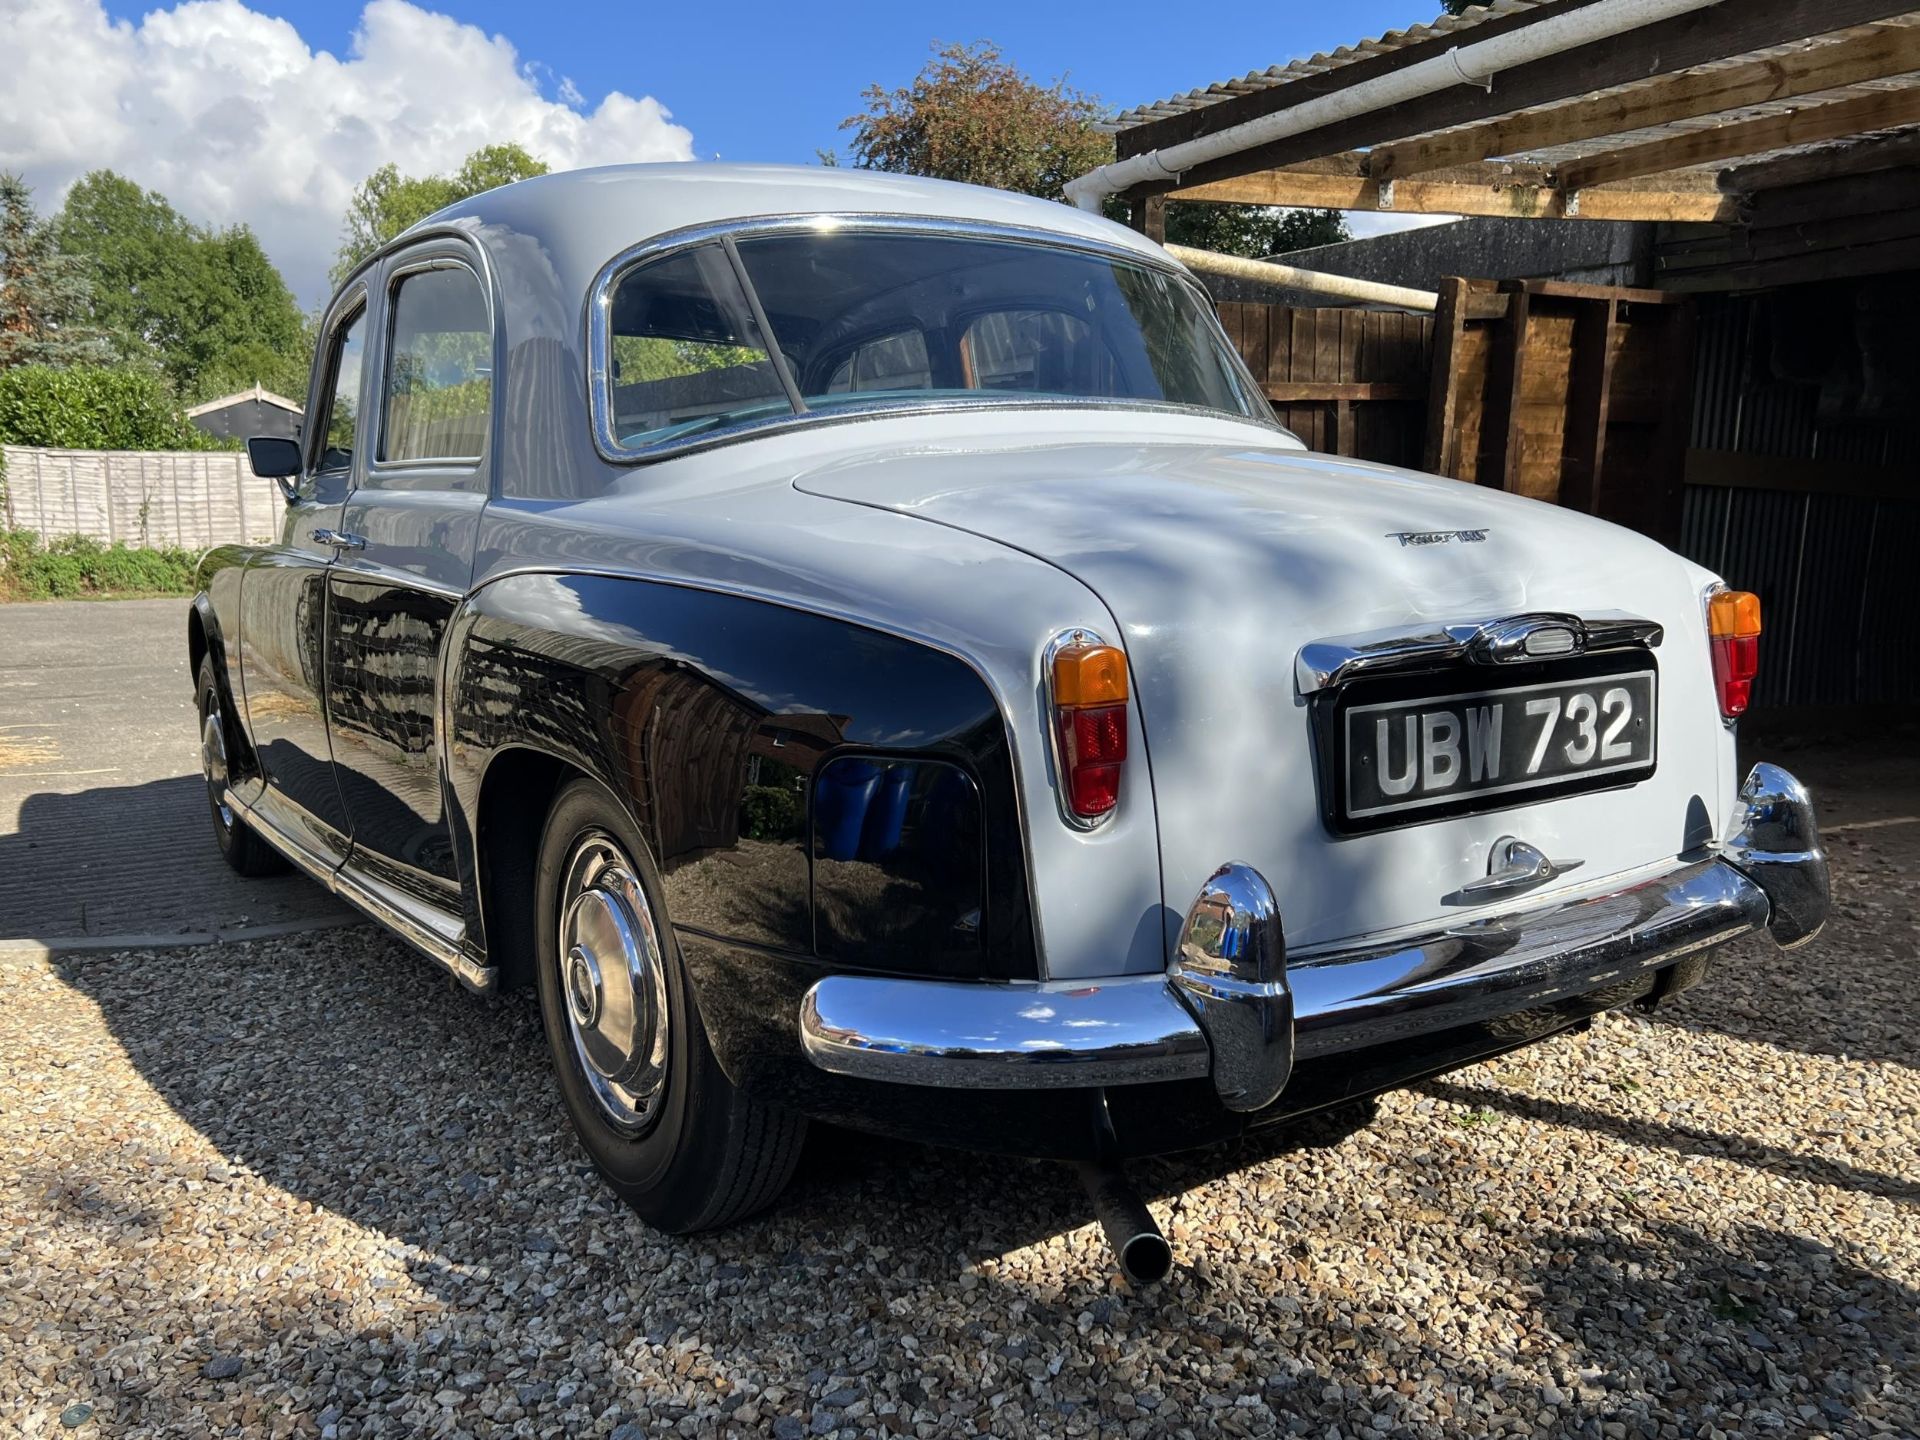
xmin=195 ymin=163 xmax=1828 ymax=1283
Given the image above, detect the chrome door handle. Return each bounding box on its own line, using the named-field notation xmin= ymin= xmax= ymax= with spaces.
xmin=1456 ymin=837 xmax=1582 ymax=901
xmin=311 ymin=528 xmax=366 ymax=551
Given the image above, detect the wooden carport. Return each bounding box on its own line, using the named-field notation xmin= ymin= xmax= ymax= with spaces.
xmin=1092 ymin=0 xmax=1920 ymax=706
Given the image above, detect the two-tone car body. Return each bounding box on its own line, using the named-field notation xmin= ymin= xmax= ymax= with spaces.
xmin=194 ymin=163 xmax=1827 ymax=1264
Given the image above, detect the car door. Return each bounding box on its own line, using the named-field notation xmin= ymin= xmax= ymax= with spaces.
xmin=238 ymin=288 xmax=366 ymax=863
xmin=325 ymin=245 xmax=492 ymax=919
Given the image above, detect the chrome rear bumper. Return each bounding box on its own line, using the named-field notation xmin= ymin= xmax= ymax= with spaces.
xmin=799 ymin=764 xmax=1828 ymax=1107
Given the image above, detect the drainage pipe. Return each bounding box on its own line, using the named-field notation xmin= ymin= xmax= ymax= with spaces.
xmin=1065 ymin=0 xmax=1727 ymax=212
xmin=1165 ymin=244 xmax=1439 ymax=313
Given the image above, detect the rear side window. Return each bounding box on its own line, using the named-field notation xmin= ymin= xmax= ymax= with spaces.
xmin=606 ymin=245 xmax=788 ymax=448
xmin=381 ymin=265 xmax=491 ymax=463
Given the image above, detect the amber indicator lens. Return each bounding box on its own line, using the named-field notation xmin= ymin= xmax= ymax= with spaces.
xmin=1707 ymin=590 xmax=1761 ymax=718
xmin=1051 ymin=642 xmax=1129 ymax=820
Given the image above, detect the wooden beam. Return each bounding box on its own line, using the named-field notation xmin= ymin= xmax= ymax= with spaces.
xmin=1686 ymin=447 xmax=1919 ymax=501
xmin=1367 ymin=21 xmax=1920 ymax=181
xmin=1720 ymin=123 xmax=1920 ymax=191
xmin=1169 ymin=170 xmax=1738 ymax=223
xmin=1560 ymin=298 xmax=1617 ymax=514
xmin=1477 ymin=281 xmax=1532 ymax=493
xmin=1421 ymin=277 xmax=1470 ymax=478
xmin=1557 ymin=86 xmax=1920 ymax=193
xmin=1114 ymin=0 xmax=1920 ymax=200
xmin=1263 ymin=381 xmax=1423 ymax=402
xmin=1740 ymin=164 xmax=1920 ymax=229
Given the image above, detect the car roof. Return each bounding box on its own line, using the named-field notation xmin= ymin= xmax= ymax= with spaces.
xmin=396 ymin=162 xmax=1169 ymax=306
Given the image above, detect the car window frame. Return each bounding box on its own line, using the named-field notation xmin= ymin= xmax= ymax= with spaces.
xmin=586 ymin=213 xmax=1281 ymax=468
xmin=303 ymin=284 xmax=371 ymax=493
xmin=364 ymin=239 xmax=497 ymax=493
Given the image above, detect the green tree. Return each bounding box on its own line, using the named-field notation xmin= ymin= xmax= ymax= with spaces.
xmin=53 ymin=170 xmax=305 ymax=398
xmin=834 ymin=41 xmax=1113 ymax=200
xmin=834 ymin=44 xmax=1351 ymax=260
xmin=1164 ymin=203 xmax=1350 ymax=257
xmin=333 ymin=143 xmax=548 ymax=285
xmin=0 ymin=173 xmax=111 ymax=370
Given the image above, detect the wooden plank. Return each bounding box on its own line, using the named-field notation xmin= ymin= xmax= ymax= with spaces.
xmin=1477 ymin=282 xmax=1532 ymax=491
xmin=1523 ymin=278 xmax=1680 ymax=306
xmin=1241 ymin=299 xmax=1271 ymax=385
xmin=1559 ymin=298 xmax=1617 ymax=513
xmin=1168 ymin=170 xmax=1737 ymax=223
xmin=1645 ymin=304 xmax=1697 ymax=547
xmin=1741 ymin=166 xmax=1920 ymax=229
xmin=1720 ymin=124 xmax=1920 ymax=192
xmin=1558 ymin=86 xmax=1920 ymax=193
xmin=1463 ymin=292 xmax=1512 ymax=321
xmin=1657 ymin=230 xmax=1920 ymax=290
xmin=1263 ymin=380 xmax=1424 ymax=402
xmin=1685 ymin=446 xmax=1918 ymax=500
xmin=1422 ymin=277 xmax=1469 ymax=478
xmin=1366 ymin=22 xmax=1920 ymax=180
xmin=1115 ymin=0 xmax=1918 ymax=198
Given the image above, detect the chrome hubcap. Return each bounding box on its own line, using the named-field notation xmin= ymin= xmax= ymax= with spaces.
xmin=200 ymin=702 xmax=233 ymax=832
xmin=557 ymin=833 xmax=669 ymax=1133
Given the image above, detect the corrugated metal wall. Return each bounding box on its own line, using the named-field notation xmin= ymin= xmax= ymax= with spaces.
xmin=1678 ymin=293 xmax=1918 ymax=707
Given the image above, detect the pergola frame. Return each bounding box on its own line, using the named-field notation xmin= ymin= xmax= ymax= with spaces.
xmin=1109 ymin=0 xmax=1920 ymax=242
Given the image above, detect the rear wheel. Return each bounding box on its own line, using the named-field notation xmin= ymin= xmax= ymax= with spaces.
xmin=196 ymin=656 xmax=287 ymax=877
xmin=534 ymin=777 xmax=804 ymax=1232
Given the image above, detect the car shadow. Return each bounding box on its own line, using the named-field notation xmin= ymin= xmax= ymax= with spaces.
xmin=43 ymin=918 xmax=1919 ymax=1438
xmin=0 ymin=774 xmax=349 ymax=942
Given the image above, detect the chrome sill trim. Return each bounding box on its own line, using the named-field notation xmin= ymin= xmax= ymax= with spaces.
xmin=226 ymin=788 xmax=495 ymax=993
xmin=1296 ymin=611 xmax=1664 ymax=696
xmin=800 ymin=973 xmax=1209 ymax=1089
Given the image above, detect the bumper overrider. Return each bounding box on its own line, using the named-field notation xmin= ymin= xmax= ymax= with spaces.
xmin=799 ymin=764 xmax=1829 ymax=1111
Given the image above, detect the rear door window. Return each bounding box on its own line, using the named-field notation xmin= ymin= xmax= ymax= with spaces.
xmin=381 ymin=264 xmax=492 ymax=463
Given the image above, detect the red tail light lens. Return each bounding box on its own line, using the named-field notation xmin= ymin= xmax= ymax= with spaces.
xmin=1708 ymin=589 xmax=1761 ymax=718
xmin=1050 ymin=639 xmax=1129 ymax=822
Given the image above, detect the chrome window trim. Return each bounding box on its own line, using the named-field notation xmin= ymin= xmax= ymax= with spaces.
xmin=586 ymin=212 xmax=1278 ymax=466
xmin=370 ymin=246 xmax=497 ymax=473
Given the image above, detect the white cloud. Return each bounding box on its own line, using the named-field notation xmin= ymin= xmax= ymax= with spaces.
xmin=0 ymin=0 xmax=695 ymax=306
xmin=1344 ymin=212 xmax=1457 ymax=239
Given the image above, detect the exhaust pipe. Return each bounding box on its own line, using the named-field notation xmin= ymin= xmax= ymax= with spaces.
xmin=1076 ymin=1162 xmax=1173 ymax=1286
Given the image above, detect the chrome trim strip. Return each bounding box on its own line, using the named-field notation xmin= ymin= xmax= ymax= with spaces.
xmin=800 ymin=974 xmax=1210 ymax=1089
xmin=798 ymin=850 xmax=1804 ymax=1092
xmin=1286 ymin=857 xmax=1763 ymax=1058
xmin=1170 ymin=862 xmax=1292 ymax=1111
xmin=1721 ymin=761 xmax=1829 ymax=948
xmin=586 ymin=211 xmax=1274 ymax=466
xmin=1296 ymin=611 xmax=1664 ymax=696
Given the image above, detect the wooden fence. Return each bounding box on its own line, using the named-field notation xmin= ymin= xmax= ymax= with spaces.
xmin=1216 ymin=302 xmax=1432 ymax=469
xmin=1 ymin=446 xmax=283 ymax=549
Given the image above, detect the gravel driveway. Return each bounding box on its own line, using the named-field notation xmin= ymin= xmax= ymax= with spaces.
xmin=3 ymin=724 xmax=1916 ymax=1438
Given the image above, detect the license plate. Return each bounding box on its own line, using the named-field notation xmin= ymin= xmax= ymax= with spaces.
xmin=1339 ymin=670 xmax=1657 ymax=828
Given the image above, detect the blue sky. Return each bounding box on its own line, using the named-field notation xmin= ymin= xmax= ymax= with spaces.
xmin=98 ymin=0 xmax=1438 ymax=165
xmin=14 ymin=0 xmax=1439 ymax=303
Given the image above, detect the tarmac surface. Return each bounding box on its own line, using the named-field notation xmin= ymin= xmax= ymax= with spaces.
xmin=0 ymin=598 xmax=352 ymax=951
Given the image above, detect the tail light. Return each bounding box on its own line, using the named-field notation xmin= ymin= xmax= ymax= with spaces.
xmin=1049 ymin=635 xmax=1129 ymax=824
xmin=1708 ymin=589 xmax=1761 ymax=718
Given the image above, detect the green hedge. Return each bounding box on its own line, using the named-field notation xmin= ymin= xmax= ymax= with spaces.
xmin=0 ymin=528 xmax=198 ymax=600
xmin=0 ymin=365 xmax=226 ymax=451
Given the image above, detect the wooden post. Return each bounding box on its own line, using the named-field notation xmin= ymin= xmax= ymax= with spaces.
xmin=1646 ymin=301 xmax=1698 ymax=547
xmin=1126 ymin=195 xmax=1167 ymax=242
xmin=1476 ymin=280 xmax=1532 ymax=490
xmin=1560 ymin=297 xmax=1618 ymax=513
xmin=1422 ymin=278 xmax=1469 ymax=477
